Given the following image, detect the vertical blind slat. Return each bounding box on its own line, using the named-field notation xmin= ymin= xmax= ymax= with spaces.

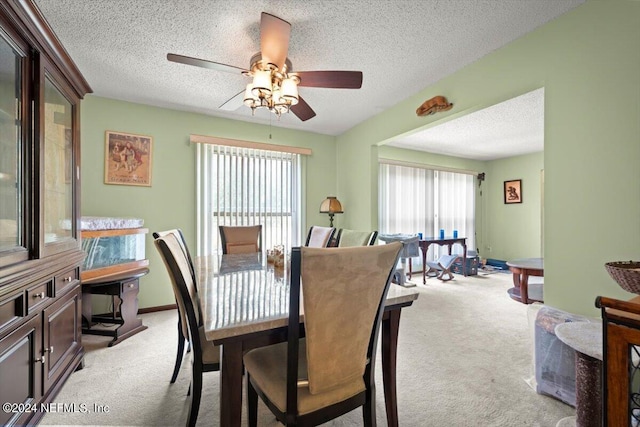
xmin=197 ymin=144 xmax=301 ymax=255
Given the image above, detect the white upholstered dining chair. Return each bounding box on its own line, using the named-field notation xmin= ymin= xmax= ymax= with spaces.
xmin=154 ymin=232 xmax=220 ymax=427
xmin=243 ymin=242 xmax=402 ymax=426
xmin=304 ymin=226 xmax=336 ymax=247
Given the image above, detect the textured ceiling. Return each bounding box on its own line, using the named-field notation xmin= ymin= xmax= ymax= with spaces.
xmin=34 ymin=0 xmax=582 ymax=158
xmin=387 ymin=88 xmax=545 ymax=161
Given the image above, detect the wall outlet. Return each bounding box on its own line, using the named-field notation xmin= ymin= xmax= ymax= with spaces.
xmin=487 ymin=246 xmax=492 ymax=252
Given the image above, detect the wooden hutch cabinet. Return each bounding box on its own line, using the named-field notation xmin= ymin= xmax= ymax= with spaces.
xmin=0 ymin=1 xmax=91 ymax=426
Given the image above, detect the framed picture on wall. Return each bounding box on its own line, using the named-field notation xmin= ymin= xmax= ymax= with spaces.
xmin=504 ymin=179 xmax=522 ymax=204
xmin=104 ymin=131 xmax=153 ymax=186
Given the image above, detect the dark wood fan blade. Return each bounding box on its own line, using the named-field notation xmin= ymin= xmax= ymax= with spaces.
xmin=290 ymin=96 xmax=316 ymax=121
xmin=219 ymin=90 xmax=245 ymax=111
xmin=294 ymin=71 xmax=363 ymax=89
xmin=260 ymin=12 xmax=290 ymax=70
xmin=167 ymin=53 xmax=247 ymax=74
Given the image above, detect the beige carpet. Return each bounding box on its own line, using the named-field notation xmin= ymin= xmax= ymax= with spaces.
xmin=40 ymin=272 xmax=574 ymax=426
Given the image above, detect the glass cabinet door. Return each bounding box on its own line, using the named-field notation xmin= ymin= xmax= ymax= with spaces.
xmin=43 ymin=75 xmax=74 ymax=246
xmin=0 ymin=31 xmax=23 ymax=257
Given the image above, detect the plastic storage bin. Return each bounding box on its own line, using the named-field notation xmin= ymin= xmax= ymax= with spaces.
xmin=534 ymin=305 xmax=592 ymax=407
xmin=452 ymin=254 xmax=479 ymax=276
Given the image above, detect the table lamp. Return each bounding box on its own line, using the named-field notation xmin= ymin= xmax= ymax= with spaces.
xmin=319 ymin=196 xmax=343 ymax=227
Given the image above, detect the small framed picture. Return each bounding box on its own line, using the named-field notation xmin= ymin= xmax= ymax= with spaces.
xmin=504 ymin=179 xmax=522 ymax=204
xmin=104 ymin=131 xmax=153 ymax=186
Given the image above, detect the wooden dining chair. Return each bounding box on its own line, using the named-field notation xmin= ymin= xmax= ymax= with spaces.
xmin=243 ymin=242 xmax=402 ymax=426
xmin=335 ymin=229 xmax=378 ymax=247
xmin=219 ymin=225 xmax=262 ymax=254
xmin=154 ymin=233 xmax=221 ymax=427
xmin=152 ymin=229 xmax=194 ymax=384
xmin=304 ymin=225 xmax=336 ymax=247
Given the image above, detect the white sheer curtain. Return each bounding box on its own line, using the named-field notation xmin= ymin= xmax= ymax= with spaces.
xmin=197 ymin=143 xmax=302 ymax=256
xmin=379 ymin=163 xmax=435 ymax=237
xmin=436 ymin=171 xmax=476 ymax=256
xmin=379 ymin=162 xmax=475 ymax=263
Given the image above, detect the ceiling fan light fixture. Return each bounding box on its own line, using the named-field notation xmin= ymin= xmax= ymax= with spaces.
xmin=271 ymin=89 xmax=290 ymax=117
xmin=251 ymin=69 xmax=272 ymax=96
xmin=243 ymin=83 xmax=259 ymax=108
xmin=274 ymin=105 xmax=289 ymax=116
xmin=281 ymin=77 xmax=299 ymax=105
xmin=271 ymin=88 xmax=283 ymax=103
xmin=168 ymin=12 xmax=363 ymax=123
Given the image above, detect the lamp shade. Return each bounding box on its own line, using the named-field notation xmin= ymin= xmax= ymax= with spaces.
xmin=281 ymin=77 xmax=299 ymax=105
xmin=319 ymin=196 xmax=343 ymax=214
xmin=251 ymin=69 xmax=272 ymax=96
xmin=271 ymin=88 xmax=284 ymax=106
xmin=243 ymin=83 xmax=259 ymax=107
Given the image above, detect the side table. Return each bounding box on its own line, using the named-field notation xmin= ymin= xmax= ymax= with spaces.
xmin=554 ymin=321 xmax=603 ymax=427
xmin=506 ymin=258 xmax=544 ymax=304
xmin=418 ymin=237 xmax=468 ymax=284
xmin=82 ymin=268 xmax=149 ymax=346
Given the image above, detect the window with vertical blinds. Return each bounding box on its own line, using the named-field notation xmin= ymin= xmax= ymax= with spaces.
xmin=197 ymin=143 xmax=302 ymax=256
xmin=379 ymin=161 xmax=475 ymax=262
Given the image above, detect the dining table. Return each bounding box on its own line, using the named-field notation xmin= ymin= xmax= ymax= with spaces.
xmin=196 ymin=252 xmax=420 ymax=427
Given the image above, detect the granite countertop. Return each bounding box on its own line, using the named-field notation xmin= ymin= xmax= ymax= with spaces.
xmin=80 ymin=216 xmax=144 ymax=230
xmin=196 ymin=253 xmax=420 ymax=343
xmin=59 ymin=216 xmax=145 ymax=231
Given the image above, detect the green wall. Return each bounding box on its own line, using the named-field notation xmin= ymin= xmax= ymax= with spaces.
xmin=484 ymin=152 xmax=544 ymax=261
xmin=337 ymin=1 xmax=640 ymax=316
xmin=81 ymin=96 xmax=336 ymax=308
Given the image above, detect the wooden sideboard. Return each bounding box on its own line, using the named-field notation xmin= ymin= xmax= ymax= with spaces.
xmin=0 ymin=1 xmax=92 ymax=426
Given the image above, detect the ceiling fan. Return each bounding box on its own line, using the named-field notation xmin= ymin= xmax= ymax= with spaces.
xmin=167 ymin=12 xmax=363 ymax=121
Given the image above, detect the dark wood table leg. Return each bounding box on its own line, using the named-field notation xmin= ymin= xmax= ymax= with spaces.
xmin=509 ymin=269 xmax=531 ymax=304
xmin=511 ymin=270 xmax=521 ymax=288
xmin=220 ymin=341 xmax=244 ymax=427
xmin=421 ymin=243 xmax=428 ymax=284
xmin=520 ymin=272 xmax=530 ymax=304
xmin=382 ymin=309 xmax=401 ymax=427
xmin=462 ymin=243 xmax=468 ymax=276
